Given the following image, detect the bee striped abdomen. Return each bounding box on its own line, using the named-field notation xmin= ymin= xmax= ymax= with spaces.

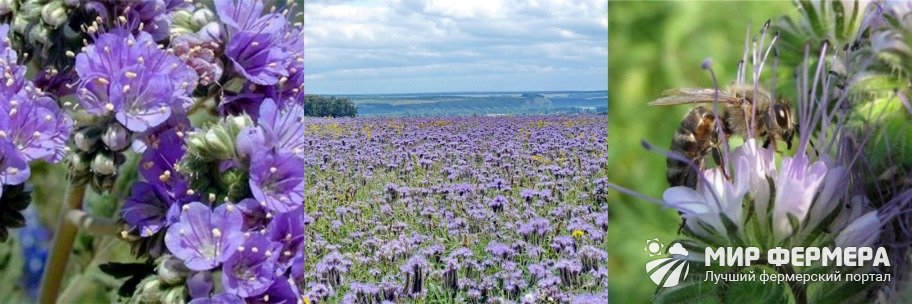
xmin=667 ymin=106 xmax=718 ymax=188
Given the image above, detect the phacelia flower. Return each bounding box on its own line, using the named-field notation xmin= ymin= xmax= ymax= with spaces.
xmin=75 ymin=30 xmax=198 ymax=132
xmin=221 ymin=233 xmax=281 ymax=297
xmin=248 ymin=150 xmax=304 ymax=213
xmin=236 ymin=99 xmax=305 ymax=157
xmin=216 ymin=0 xmax=288 ymax=85
xmin=165 ymin=202 xmax=244 ymax=271
xmin=122 ymin=181 xmax=182 ymax=237
xmin=266 ymin=208 xmax=304 ymax=268
xmin=0 ymin=24 xmax=72 ymax=168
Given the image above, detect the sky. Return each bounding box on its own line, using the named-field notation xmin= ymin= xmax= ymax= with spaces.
xmin=304 ymin=0 xmax=608 ymax=95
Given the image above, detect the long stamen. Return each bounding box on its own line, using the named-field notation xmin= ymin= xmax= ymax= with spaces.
xmin=702 ymin=59 xmax=731 ymax=181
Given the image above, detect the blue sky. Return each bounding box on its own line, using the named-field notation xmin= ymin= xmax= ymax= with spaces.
xmin=304 ymin=0 xmax=608 ymax=94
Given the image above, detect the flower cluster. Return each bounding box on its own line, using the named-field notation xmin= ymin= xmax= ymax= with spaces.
xmin=69 ymin=27 xmax=198 ymax=192
xmin=0 ymin=23 xmax=71 ymax=241
xmin=212 ymin=0 xmax=304 ymax=117
xmin=121 ymin=99 xmax=305 ymax=302
xmin=74 ymin=30 xmax=197 ymax=133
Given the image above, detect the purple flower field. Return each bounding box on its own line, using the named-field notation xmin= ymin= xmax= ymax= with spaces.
xmin=301 ymin=115 xmax=608 ymax=303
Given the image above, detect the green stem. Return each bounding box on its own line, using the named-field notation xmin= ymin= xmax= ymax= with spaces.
xmin=37 ymin=184 xmax=87 ymax=304
xmin=65 ymin=209 xmax=120 ymax=237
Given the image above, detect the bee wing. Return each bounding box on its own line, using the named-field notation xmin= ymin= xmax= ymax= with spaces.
xmin=648 ymin=88 xmax=741 ymax=106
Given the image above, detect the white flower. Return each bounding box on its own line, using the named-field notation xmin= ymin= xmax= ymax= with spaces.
xmin=663 ymin=156 xmax=749 ymax=238
xmin=772 ymin=155 xmax=828 ymax=242
xmin=729 ymin=139 xmax=775 ymax=222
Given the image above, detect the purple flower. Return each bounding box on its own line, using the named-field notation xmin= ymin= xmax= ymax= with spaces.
xmin=266 ymin=208 xmax=304 ymax=268
xmin=165 ymin=202 xmax=244 ymax=271
xmin=244 ymin=278 xmax=300 ymax=304
xmin=84 ymin=0 xmax=190 ymax=41
xmin=215 ymin=0 xmax=285 ymax=33
xmin=400 ymin=255 xmax=429 ymax=297
xmin=0 ymin=140 xmax=30 ymax=190
xmin=0 ymin=95 xmax=71 ymax=163
xmin=0 ymin=24 xmax=72 ymax=167
xmin=249 ymin=151 xmax=304 ymax=213
xmin=187 ymin=271 xmax=214 ymax=299
xmin=225 ymin=31 xmax=289 ymax=85
xmin=216 ymin=0 xmax=289 ymax=85
xmin=256 ymin=99 xmax=306 ymax=156
xmin=188 ymin=292 xmax=245 ymax=304
xmin=315 ymin=251 xmax=352 ymax=288
xmin=122 ymin=182 xmax=181 ymax=237
xmin=571 ymin=294 xmax=608 ymax=304
xmin=221 ymin=233 xmax=281 ymax=297
xmin=173 ymin=24 xmax=224 ymax=86
xmin=236 ymin=99 xmax=306 ymax=158
xmin=75 ymin=30 xmax=197 ymax=132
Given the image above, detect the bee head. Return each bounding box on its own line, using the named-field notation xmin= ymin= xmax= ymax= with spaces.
xmin=769 ymin=101 xmax=795 ymax=149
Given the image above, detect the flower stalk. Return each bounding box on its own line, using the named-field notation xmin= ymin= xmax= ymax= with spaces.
xmin=37 ymin=183 xmax=86 ymax=304
xmin=65 ymin=209 xmax=119 ymax=237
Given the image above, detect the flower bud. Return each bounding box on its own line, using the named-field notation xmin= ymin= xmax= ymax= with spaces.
xmin=67 ymin=152 xmax=93 ymax=186
xmin=835 ymin=211 xmax=881 ymax=248
xmin=27 ymin=25 xmax=51 ymax=45
xmin=227 ymin=115 xmax=253 ymax=132
xmin=157 ymin=256 xmax=190 ymax=285
xmin=204 ymin=130 xmax=232 ymax=159
xmin=136 ymin=278 xmax=164 ymax=303
xmin=102 ymin=123 xmax=131 ymax=151
xmin=91 ymin=152 xmax=116 ymax=176
xmin=199 ymin=22 xmax=222 ymax=42
xmin=74 ymin=125 xmax=102 ymax=152
xmin=186 ymin=134 xmax=208 ymax=155
xmin=41 ymin=2 xmax=68 ymax=27
xmin=0 ymin=0 xmax=15 ymax=15
xmin=90 ymin=173 xmax=117 ymax=194
xmin=162 ymin=286 xmax=187 ymax=304
xmin=192 ymin=8 xmax=215 ymax=27
xmin=69 ymin=152 xmax=91 ymax=173
xmin=170 ymin=10 xmax=196 ymax=36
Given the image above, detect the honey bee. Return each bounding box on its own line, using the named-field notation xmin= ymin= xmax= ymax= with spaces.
xmin=649 ymin=84 xmax=795 ymax=188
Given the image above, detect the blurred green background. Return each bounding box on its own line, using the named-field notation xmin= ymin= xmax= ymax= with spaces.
xmin=607 ymin=1 xmax=795 ymax=302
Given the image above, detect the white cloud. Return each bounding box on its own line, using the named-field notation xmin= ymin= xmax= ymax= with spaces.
xmin=304 ymin=0 xmax=607 ymax=94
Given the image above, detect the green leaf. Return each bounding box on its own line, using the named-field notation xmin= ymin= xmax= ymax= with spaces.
xmin=833 ymin=0 xmax=846 ymax=42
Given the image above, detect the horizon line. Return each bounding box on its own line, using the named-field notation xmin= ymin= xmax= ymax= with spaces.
xmin=305 ymin=89 xmax=608 ymax=96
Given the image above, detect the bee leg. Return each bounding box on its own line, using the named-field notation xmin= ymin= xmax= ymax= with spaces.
xmin=762 ymin=137 xmax=772 ymax=149
xmin=710 ymin=146 xmax=730 ymax=180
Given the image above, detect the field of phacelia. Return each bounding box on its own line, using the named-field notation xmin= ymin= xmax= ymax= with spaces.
xmin=302 ymin=115 xmax=608 ymax=303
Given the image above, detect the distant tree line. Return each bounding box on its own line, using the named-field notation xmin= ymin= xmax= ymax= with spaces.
xmin=304 ymin=95 xmax=358 ymax=117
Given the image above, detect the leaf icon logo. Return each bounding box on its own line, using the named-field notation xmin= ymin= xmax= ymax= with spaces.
xmin=645 ymin=242 xmax=690 ymax=287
